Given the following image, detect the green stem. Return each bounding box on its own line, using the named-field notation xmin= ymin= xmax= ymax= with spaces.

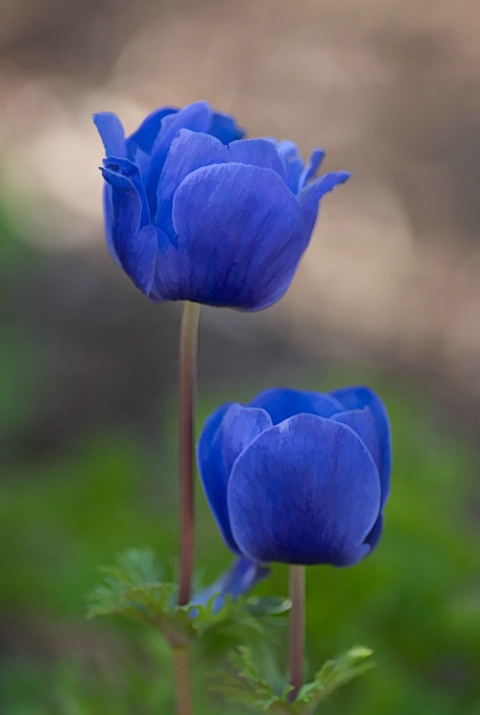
xmin=289 ymin=565 xmax=306 ymax=702
xmin=178 ymin=301 xmax=201 ymax=606
xmin=172 ymin=647 xmax=193 ymax=715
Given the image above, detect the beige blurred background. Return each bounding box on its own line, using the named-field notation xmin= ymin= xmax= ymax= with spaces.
xmin=1 ymin=0 xmax=480 ymax=420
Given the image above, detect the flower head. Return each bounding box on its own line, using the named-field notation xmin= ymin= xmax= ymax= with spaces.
xmin=94 ymin=100 xmax=349 ymax=311
xmin=197 ymin=386 xmax=391 ymax=566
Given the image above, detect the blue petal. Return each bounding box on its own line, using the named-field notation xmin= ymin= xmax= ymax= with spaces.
xmin=197 ymin=404 xmax=271 ymax=554
xmin=170 ymin=163 xmax=305 ymax=309
xmin=228 ymin=139 xmax=286 ymax=180
xmin=249 ymin=387 xmax=343 ymax=425
xmin=332 ymin=406 xmax=382 ymax=478
xmin=146 ymin=101 xmax=213 ymax=207
xmin=103 ymin=157 xmax=150 ymax=225
xmin=149 ymin=227 xmax=183 ymax=300
xmin=153 ymin=101 xmax=213 ymax=152
xmin=131 ymin=148 xmax=154 ymax=197
xmin=155 ymin=129 xmax=227 ymax=232
xmin=93 ymin=112 xmax=126 ymax=158
xmin=275 ymin=140 xmax=305 ymax=194
xmin=299 ymin=148 xmax=325 ymax=189
xmin=299 ymin=171 xmax=350 ymax=238
xmin=220 ymin=405 xmax=272 ymax=476
xmin=102 ymin=184 xmax=120 ymax=267
xmin=209 ymin=111 xmax=245 ymax=143
xmin=196 ymin=403 xmax=237 ymax=553
xmin=330 ymin=386 xmax=391 ymax=506
xmin=228 ymin=414 xmax=381 ymax=566
xmin=126 ymin=106 xmax=177 ymax=156
xmin=364 ymin=512 xmax=383 ymax=552
xmin=193 ymin=558 xmax=270 ymax=611
xmin=101 ymin=159 xmax=157 ymax=294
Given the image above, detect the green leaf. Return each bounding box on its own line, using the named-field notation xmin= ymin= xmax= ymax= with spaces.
xmin=86 ymin=548 xmax=192 ymax=646
xmin=214 ymin=644 xmax=374 ymax=714
xmin=295 ymin=646 xmax=374 ymax=713
xmin=87 ymin=548 xmax=289 ymax=648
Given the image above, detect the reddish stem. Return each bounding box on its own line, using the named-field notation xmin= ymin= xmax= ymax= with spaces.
xmin=178 ymin=301 xmax=200 ymax=606
xmin=289 ymin=565 xmax=306 ymax=701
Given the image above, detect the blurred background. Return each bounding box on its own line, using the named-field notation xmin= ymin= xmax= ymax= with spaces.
xmin=1 ymin=0 xmax=480 ymax=712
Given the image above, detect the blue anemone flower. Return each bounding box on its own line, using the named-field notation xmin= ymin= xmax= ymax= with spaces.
xmin=93 ymin=100 xmax=349 ymax=310
xmin=197 ymin=386 xmax=391 ymax=566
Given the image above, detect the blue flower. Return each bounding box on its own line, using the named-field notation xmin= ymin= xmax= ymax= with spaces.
xmin=197 ymin=386 xmax=391 ymax=566
xmin=93 ymin=100 xmax=349 ymax=310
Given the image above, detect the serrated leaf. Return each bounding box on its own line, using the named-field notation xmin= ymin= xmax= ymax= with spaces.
xmin=215 ymin=644 xmax=374 ymax=714
xmin=297 ymin=645 xmax=374 ymax=709
xmin=87 ymin=548 xmax=287 ymax=648
xmin=86 ymin=548 xmax=193 ymax=646
xmin=245 ymin=597 xmax=292 ymax=617
xmin=191 ymin=592 xmax=288 ymax=643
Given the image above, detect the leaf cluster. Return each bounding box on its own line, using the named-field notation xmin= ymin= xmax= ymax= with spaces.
xmin=87 ymin=548 xmax=289 ymax=648
xmin=215 ymin=644 xmax=374 ymax=715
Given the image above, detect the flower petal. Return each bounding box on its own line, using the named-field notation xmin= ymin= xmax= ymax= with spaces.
xmin=332 ymin=406 xmax=382 ymax=477
xmin=220 ymin=405 xmax=273 ymax=476
xmin=156 ymin=129 xmax=227 ymax=231
xmin=146 ymin=101 xmax=213 ymax=207
xmin=299 ymin=148 xmax=325 ymax=189
xmin=228 ymin=414 xmax=381 ymax=566
xmin=170 ymin=163 xmax=305 ymax=309
xmin=102 ymin=184 xmax=120 ymax=267
xmin=330 ymin=386 xmax=391 ymax=506
xmin=193 ymin=558 xmax=270 ymax=611
xmin=209 ymin=111 xmax=245 ymax=143
xmin=364 ymin=512 xmax=383 ymax=552
xmin=101 ymin=159 xmax=157 ymax=294
xmin=228 ymin=139 xmax=286 ymax=180
xmin=153 ymin=101 xmax=213 ymax=152
xmin=249 ymin=387 xmax=343 ymax=424
xmin=197 ymin=404 xmax=271 ymax=554
xmin=93 ymin=112 xmax=126 ymax=158
xmin=103 ymin=157 xmax=150 ymax=224
xmin=126 ymin=106 xmax=177 ymax=156
xmin=275 ymin=140 xmax=305 ymax=194
xmin=299 ymin=171 xmax=350 ymax=238
xmin=196 ymin=403 xmax=236 ymax=552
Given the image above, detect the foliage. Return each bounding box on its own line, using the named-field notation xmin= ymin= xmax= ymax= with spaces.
xmin=1 ymin=357 xmax=480 ymax=713
xmin=216 ymin=645 xmax=373 ymax=714
xmin=87 ymin=547 xmax=290 ymax=649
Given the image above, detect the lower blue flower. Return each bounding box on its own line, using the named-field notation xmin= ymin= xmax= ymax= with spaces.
xmin=197 ymin=386 xmax=391 ymax=567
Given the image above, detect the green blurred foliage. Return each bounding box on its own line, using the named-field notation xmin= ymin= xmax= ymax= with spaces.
xmin=1 ymin=378 xmax=479 ymax=714
xmin=1 ymin=212 xmax=480 ymax=714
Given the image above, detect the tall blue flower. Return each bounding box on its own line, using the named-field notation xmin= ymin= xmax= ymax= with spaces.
xmin=197 ymin=386 xmax=391 ymax=566
xmin=94 ymin=100 xmax=349 ymax=311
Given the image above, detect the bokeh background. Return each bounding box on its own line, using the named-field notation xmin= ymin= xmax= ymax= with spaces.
xmin=1 ymin=0 xmax=480 ymax=713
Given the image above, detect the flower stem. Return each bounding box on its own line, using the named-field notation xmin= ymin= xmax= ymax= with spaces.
xmin=178 ymin=301 xmax=201 ymax=606
xmin=289 ymin=564 xmax=306 ymax=701
xmin=172 ymin=647 xmax=193 ymax=715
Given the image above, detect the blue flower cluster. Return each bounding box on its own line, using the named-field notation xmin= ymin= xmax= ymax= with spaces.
xmin=94 ymin=100 xmax=349 ymax=310
xmin=94 ymin=100 xmax=391 ymax=602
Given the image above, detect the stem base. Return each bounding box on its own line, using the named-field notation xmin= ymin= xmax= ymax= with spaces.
xmin=289 ymin=564 xmax=306 ymax=701
xmin=178 ymin=301 xmax=200 ymax=606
